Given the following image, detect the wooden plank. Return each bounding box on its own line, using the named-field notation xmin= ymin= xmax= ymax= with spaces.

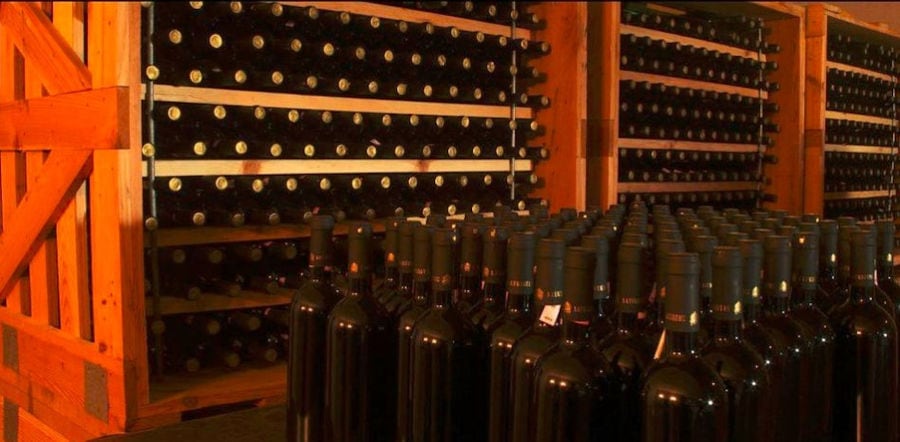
xmin=617 ymin=138 xmax=760 ymax=153
xmin=825 ymin=144 xmax=896 ymax=155
xmin=145 ymin=292 xmax=292 ymax=317
xmin=620 ymin=23 xmax=765 ymax=61
xmin=618 ymin=181 xmax=759 ymax=193
xmin=56 ymin=182 xmax=91 ymax=340
xmin=0 ymin=381 xmax=96 ymax=441
xmin=26 ymin=151 xmax=51 ymax=326
xmin=825 ymin=60 xmax=893 ymax=81
xmin=587 ymin=2 xmax=619 ymax=211
xmin=619 ymin=70 xmax=768 ymax=99
xmin=824 ymin=110 xmax=895 ymax=126
xmin=529 ymin=2 xmax=587 ymax=210
xmin=145 ymin=158 xmax=533 ymax=178
xmin=804 ymin=4 xmax=827 ymax=215
xmin=148 ymin=85 xmax=533 ymax=119
xmin=0 ymin=150 xmax=92 ymax=301
xmin=151 ymin=219 xmax=387 ymax=248
xmin=0 ymin=87 xmax=128 ymax=151
xmin=16 ymin=406 xmax=68 ymax=442
xmin=52 ymin=1 xmax=85 ymax=62
xmin=824 ymin=190 xmax=892 ymax=201
xmin=0 ymin=2 xmax=91 ymax=95
xmin=283 ymin=2 xmax=532 ymax=40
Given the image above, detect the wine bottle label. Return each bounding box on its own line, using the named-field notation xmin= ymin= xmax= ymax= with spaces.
xmin=538 ymin=304 xmax=561 ymax=326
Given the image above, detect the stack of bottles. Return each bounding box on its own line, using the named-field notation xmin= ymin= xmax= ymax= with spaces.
xmin=287 ymin=204 xmax=900 ymax=441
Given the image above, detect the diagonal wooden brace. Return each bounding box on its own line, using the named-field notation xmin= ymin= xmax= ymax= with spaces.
xmin=0 ymin=150 xmax=93 ymax=300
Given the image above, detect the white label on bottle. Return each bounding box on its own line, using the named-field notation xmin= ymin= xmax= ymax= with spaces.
xmin=539 ymin=305 xmax=561 ymax=326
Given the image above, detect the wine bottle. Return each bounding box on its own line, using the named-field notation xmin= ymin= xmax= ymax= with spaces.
xmin=876 ymin=219 xmax=900 ymax=328
xmin=471 ymin=226 xmax=511 ymax=333
xmin=641 ymin=252 xmax=729 ymax=442
xmin=457 ymin=223 xmax=484 ymax=314
xmin=581 ymin=234 xmax=615 ymax=342
xmin=690 ymin=235 xmax=719 ymax=345
xmin=831 ymin=229 xmax=899 ymax=441
xmin=647 ymin=238 xmax=686 ymax=348
xmin=375 ymin=218 xmax=402 ymax=308
xmin=288 ymin=215 xmax=340 ymax=442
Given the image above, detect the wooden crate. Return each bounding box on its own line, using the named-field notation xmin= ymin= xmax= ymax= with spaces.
xmin=0 ymin=1 xmax=578 ymax=439
xmin=803 ymin=3 xmax=900 ymax=217
xmin=586 ymin=2 xmax=806 ymax=213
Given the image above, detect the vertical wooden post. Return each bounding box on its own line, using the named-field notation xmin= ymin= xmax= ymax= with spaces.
xmin=804 ymin=5 xmax=827 ymax=215
xmin=587 ymin=2 xmax=620 ymax=210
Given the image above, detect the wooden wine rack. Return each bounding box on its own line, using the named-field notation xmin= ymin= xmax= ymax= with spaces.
xmin=804 ymin=3 xmax=900 ymax=222
xmin=589 ymin=2 xmax=805 ymax=213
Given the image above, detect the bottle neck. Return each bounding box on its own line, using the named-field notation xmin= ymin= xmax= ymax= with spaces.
xmin=398 ymin=268 xmax=414 ymax=295
xmin=459 ymin=274 xmax=481 ymax=302
xmin=483 ymin=281 xmax=505 ymax=304
xmin=664 ymin=330 xmax=698 ymax=356
xmin=308 ymin=266 xmax=330 ymax=283
xmin=878 ymin=262 xmax=894 ymax=283
xmin=431 ymin=288 xmax=452 ymax=308
xmin=383 ymin=265 xmax=399 ymax=288
xmin=712 ymin=319 xmax=742 ymax=341
xmin=743 ymin=302 xmax=762 ymax=322
xmin=616 ymin=310 xmax=640 ymax=332
xmin=765 ymin=295 xmax=791 ymax=314
xmin=347 ymin=276 xmax=371 ymax=298
xmin=506 ymin=292 xmax=532 ymax=315
xmin=850 ymin=283 xmax=876 ymax=302
xmin=412 ymin=280 xmax=430 ymax=305
xmin=561 ymin=319 xmax=591 ymax=345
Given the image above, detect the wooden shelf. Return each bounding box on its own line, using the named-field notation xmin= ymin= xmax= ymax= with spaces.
xmin=825 ymin=110 xmax=895 ymax=126
xmin=143 ymin=158 xmax=533 ymax=178
xmin=617 ymin=181 xmax=758 ymax=194
xmin=283 ymin=2 xmax=532 ymax=40
xmin=141 ymin=362 xmax=286 ymax=419
xmin=147 ymin=85 xmax=534 ymax=119
xmin=148 ymin=220 xmax=388 ymax=248
xmin=620 ymin=23 xmax=765 ymax=62
xmin=825 ymin=144 xmax=897 ymax=155
xmin=824 ymin=190 xmax=892 ymax=201
xmin=825 ymin=60 xmax=894 ymax=82
xmin=145 ymin=291 xmax=293 ymax=317
xmin=618 ymin=138 xmax=760 ymax=153
xmin=619 ymin=70 xmax=767 ymax=99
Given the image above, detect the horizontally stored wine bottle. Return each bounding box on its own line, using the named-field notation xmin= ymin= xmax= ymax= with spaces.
xmin=701 ymin=246 xmax=772 ymax=442
xmin=534 ymin=247 xmax=618 ymax=442
xmin=598 ymin=240 xmax=654 ymax=442
xmin=410 ymin=228 xmax=481 ymax=441
xmin=324 ymin=222 xmax=395 ymax=441
xmin=641 ymin=252 xmax=729 ymax=442
xmin=832 ymin=229 xmax=899 ymax=441
xmin=396 ymin=223 xmax=432 ymax=442
xmin=488 ymin=232 xmax=536 ymax=442
xmin=508 ymin=238 xmax=566 ymax=442
xmin=288 ymin=215 xmax=340 ymax=442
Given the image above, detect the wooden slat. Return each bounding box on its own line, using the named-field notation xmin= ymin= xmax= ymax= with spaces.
xmin=824 ymin=190 xmax=892 ymax=201
xmin=16 ymin=405 xmax=69 ymax=442
xmin=825 ymin=60 xmax=894 ymax=82
xmin=51 ymin=1 xmax=85 ymax=62
xmin=0 ymin=2 xmax=91 ymax=95
xmin=617 ymin=138 xmax=760 ymax=153
xmin=825 ymin=144 xmax=896 ymax=155
xmin=145 ymin=158 xmax=532 ymax=178
xmin=146 ymin=291 xmax=292 ymax=317
xmin=0 ymin=150 xmax=92 ymax=301
xmin=55 ymin=182 xmax=91 ymax=340
xmin=151 ymin=219 xmax=387 ymax=248
xmin=148 ymin=84 xmax=533 ymax=119
xmin=620 ymin=23 xmax=765 ymax=62
xmin=825 ymin=110 xmax=894 ymax=126
xmin=0 ymin=86 xmax=128 ymax=151
xmin=618 ymin=181 xmax=758 ymax=193
xmin=26 ymin=151 xmax=52 ymax=326
xmin=283 ymin=2 xmax=532 ymax=40
xmin=619 ymin=70 xmax=768 ymax=99
xmin=804 ymin=4 xmax=827 ymax=215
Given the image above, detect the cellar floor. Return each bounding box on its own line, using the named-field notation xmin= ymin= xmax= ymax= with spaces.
xmin=94 ymin=405 xmax=286 ymax=441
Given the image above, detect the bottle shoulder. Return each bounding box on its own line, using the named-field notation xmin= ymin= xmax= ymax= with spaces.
xmin=511 ymin=326 xmax=560 ymax=361
xmin=411 ymin=307 xmax=477 ymax=343
xmin=491 ymin=316 xmax=534 ymax=345
xmin=642 ymin=356 xmax=729 ymax=403
xmin=598 ymin=331 xmax=654 ymax=371
xmin=831 ymin=299 xmax=898 ymax=336
xmin=328 ymin=295 xmax=391 ymax=327
xmin=537 ymin=343 xmax=614 ymax=387
xmin=701 ymin=340 xmax=769 ymax=384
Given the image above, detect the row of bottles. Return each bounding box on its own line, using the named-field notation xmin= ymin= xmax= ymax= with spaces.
xmin=288 ymin=201 xmax=900 ymax=441
xmin=619 ymin=148 xmax=764 ymax=168
xmin=824 ymin=152 xmax=895 ymax=192
xmin=384 ymin=1 xmax=546 ymax=30
xmin=824 ymin=197 xmax=894 ymax=222
xmin=826 ymin=68 xmax=896 ymax=118
xmin=828 ymin=32 xmax=898 ymax=76
xmin=825 ymin=118 xmax=896 ymax=147
xmin=616 ymin=191 xmax=763 ymax=211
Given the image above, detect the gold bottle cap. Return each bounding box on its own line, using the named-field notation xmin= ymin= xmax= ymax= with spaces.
xmin=352 ymin=112 xmax=364 ymax=126
xmin=472 ymin=145 xmax=482 ymax=157
xmin=380 ymin=176 xmax=391 ymax=189
xmin=381 ymin=114 xmax=392 ymax=126
xmin=449 ymin=85 xmax=459 ymax=97
xmin=394 ymin=145 xmax=405 ymax=157
xmin=193 ymin=141 xmax=207 ymax=156
xmin=498 ymin=36 xmax=508 ymax=47
xmin=168 ymin=29 xmax=183 ymax=44
xmin=396 ymin=83 xmax=408 ymax=96
xmin=171 ymin=249 xmax=187 ymax=264
xmin=495 ymin=145 xmax=505 ymax=157
xmin=252 ymin=35 xmax=265 ymax=49
xmin=306 ymin=76 xmax=318 ymax=89
xmin=460 ymin=116 xmax=470 ymax=128
xmin=141 ymin=143 xmax=155 ymax=158
xmin=368 ymin=81 xmax=379 ymax=93
xmin=408 ymin=177 xmax=418 ymax=189
xmin=145 ymin=65 xmax=160 ymax=80
xmin=422 ymin=207 xmax=432 ymax=217
xmin=383 ymin=49 xmax=394 ymax=63
xmin=411 ymin=53 xmax=422 ymax=66
xmin=355 ymin=46 xmax=366 ymax=60
xmin=486 ymin=61 xmax=496 ymax=73
xmin=338 ymin=78 xmax=350 ymax=91
xmin=335 ymin=144 xmax=348 ymax=157
xmin=168 ymin=177 xmax=183 ymax=192
xmin=167 ymin=106 xmax=181 ymax=121
xmin=475 ymin=31 xmax=485 ymax=43
xmin=540 ymin=148 xmax=549 ymax=158
xmin=251 ymin=179 xmax=265 ymax=193
xmin=509 ymin=65 xmax=519 ymax=76
xmin=304 ymin=144 xmax=316 ymax=157
xmin=319 ymin=178 xmax=331 ymax=191
xmin=352 ymin=177 xmax=363 ymax=190
xmin=285 ymin=178 xmax=298 ymax=191
xmin=434 ymin=175 xmax=445 ymax=187
xmin=369 ymin=17 xmax=380 ymax=28
xmin=321 ymin=111 xmax=333 ymax=124
xmin=472 ymin=203 xmax=481 ymax=214
xmin=288 ymin=110 xmax=300 ymax=123
xmin=450 ymin=27 xmax=460 ymax=39
xmin=144 ymin=217 xmax=159 ymax=231
xmin=339 ymin=11 xmax=351 ymax=24
xmin=289 ymin=38 xmax=302 ymax=52
xmin=447 ymin=146 xmax=458 ymax=158
xmin=189 ymin=1 xmax=203 ymax=9
xmin=423 ymin=84 xmax=433 ymax=97
xmin=421 ymin=145 xmax=432 ymax=157
xmin=518 ymin=147 xmax=527 ymax=159
xmin=270 ymin=71 xmax=284 ymax=85
xmin=189 ymin=69 xmax=203 ymax=84
xmin=424 ymin=22 xmax=435 ymax=35
xmin=214 ymin=176 xmax=229 ymax=190
xmin=530 ymin=120 xmax=540 ymax=131
xmin=322 ymin=42 xmax=335 ymax=56
xmin=229 ymin=1 xmax=243 ymax=14
xmin=234 ymin=70 xmax=247 ymax=84
xmin=234 ymin=141 xmax=248 ymax=154
xmin=397 ymin=20 xmax=409 ymax=33
xmin=269 ymin=143 xmax=283 ymax=157
xmin=458 ymin=175 xmax=469 ymax=187
xmin=271 ymin=3 xmax=283 ymax=16
xmin=506 ymin=174 xmax=515 ymax=185
xmin=435 ymin=116 xmax=445 ymax=128
xmin=192 ymin=212 xmax=207 ymax=226
xmin=409 ymin=115 xmax=420 ymax=126
xmin=366 ymin=145 xmax=378 ymax=158
xmin=484 ymin=118 xmax=494 ymax=129
xmin=464 ymin=1 xmax=474 ymax=11
xmin=208 ymin=33 xmax=223 ymax=49
xmin=437 ymin=54 xmax=447 ymax=67
xmin=462 ymin=57 xmax=472 ymax=70
xmin=307 ymin=6 xmax=320 ymax=19
xmin=497 ymin=91 xmax=508 ymax=103
xmin=517 ymin=200 xmax=527 ymax=211
xmin=213 ymin=105 xmax=227 ymax=119
xmin=253 ymin=106 xmax=266 ymax=120
xmin=447 ymin=204 xmax=458 ymax=216
xmin=484 ymin=174 xmax=493 ymax=185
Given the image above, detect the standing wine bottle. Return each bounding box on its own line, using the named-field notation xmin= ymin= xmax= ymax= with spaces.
xmin=641 ymin=252 xmax=730 ymax=442
xmin=875 ymin=220 xmax=900 ymax=323
xmin=288 ymin=215 xmax=340 ymax=442
xmin=324 ymin=222 xmax=395 ymax=441
xmin=508 ymin=238 xmax=566 ymax=442
xmin=790 ymin=228 xmax=835 ymax=441
xmin=384 ymin=221 xmax=416 ymax=316
xmin=488 ymin=232 xmax=537 ymax=442
xmin=701 ymin=246 xmax=772 ymax=442
xmin=647 ymin=238 xmax=686 ymax=349
xmin=471 ymin=226 xmax=511 ymax=332
xmin=457 ymin=223 xmax=484 ymax=314
xmin=817 ymin=220 xmax=840 ymax=312
xmin=375 ymin=218 xmax=402 ymax=308
xmin=533 ymin=247 xmax=619 ymax=442
xmin=832 ymin=229 xmax=899 ymax=441
xmin=690 ymin=235 xmax=719 ymax=345
xmin=598 ymin=240 xmax=654 ymax=442
xmin=582 ymin=234 xmax=615 ymax=342
xmin=395 ymin=223 xmax=432 ymax=442
xmin=410 ymin=228 xmax=482 ymax=441
xmin=829 ymin=223 xmax=859 ymax=315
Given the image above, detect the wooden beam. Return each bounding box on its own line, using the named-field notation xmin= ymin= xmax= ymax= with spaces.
xmin=0 ymin=150 xmax=92 ymax=301
xmin=0 ymin=86 xmax=127 ymax=151
xmin=0 ymin=2 xmax=91 ymax=95
xmin=145 ymin=158 xmax=533 ymax=177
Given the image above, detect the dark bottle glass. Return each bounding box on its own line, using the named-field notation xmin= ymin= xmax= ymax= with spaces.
xmin=790 ymin=228 xmax=835 ymax=441
xmin=488 ymin=232 xmax=537 ymax=442
xmin=375 ymin=218 xmax=402 ymax=308
xmin=581 ymin=234 xmax=615 ymax=342
xmin=410 ymin=228 xmax=481 ymax=441
xmin=829 ymin=224 xmax=859 ymax=315
xmin=395 ymin=224 xmax=432 ymax=442
xmin=701 ymin=246 xmax=772 ymax=442
xmin=831 ymin=229 xmax=899 ymax=441
xmin=598 ymin=241 xmax=654 ymax=442
xmin=324 ymin=222 xmax=395 ymax=441
xmin=817 ymin=220 xmax=840 ymax=312
xmin=690 ymin=235 xmax=719 ymax=345
xmin=508 ymin=238 xmax=566 ymax=442
xmin=875 ymin=220 xmax=900 ymax=324
xmin=646 ymin=238 xmax=686 ymax=349
xmin=533 ymin=247 xmax=619 ymax=442
xmin=640 ymin=252 xmax=729 ymax=442
xmin=471 ymin=226 xmax=511 ymax=333
xmin=288 ymin=215 xmax=340 ymax=442
xmin=384 ymin=221 xmax=416 ymax=316
xmin=457 ymin=223 xmax=484 ymax=314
